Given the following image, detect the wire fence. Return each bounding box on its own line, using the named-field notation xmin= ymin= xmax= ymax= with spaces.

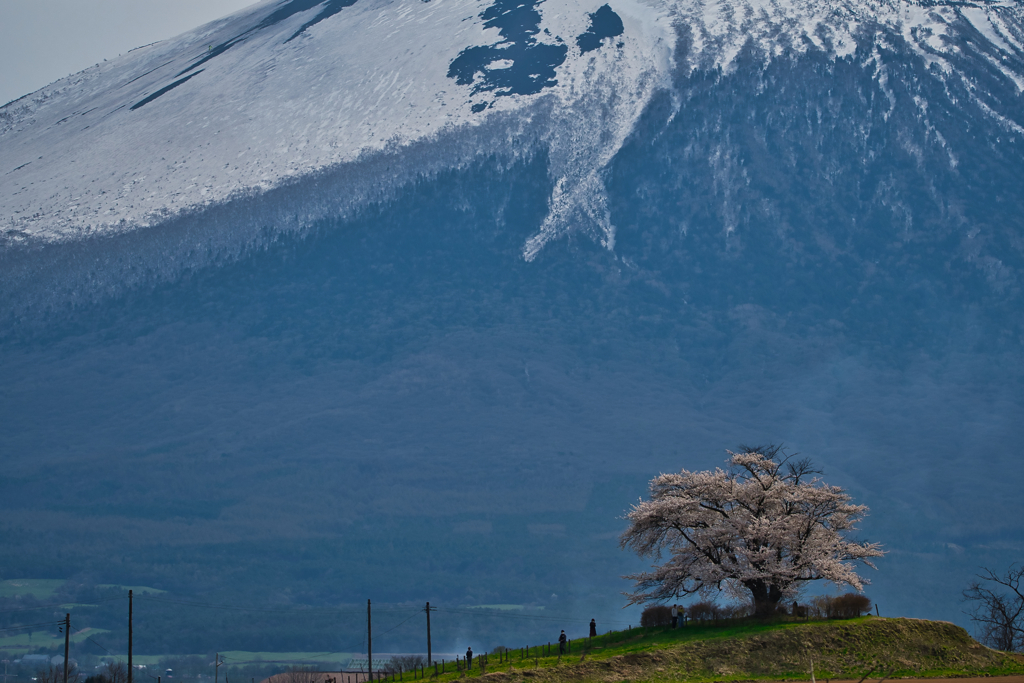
xmin=0 ymin=593 xmax=635 ymax=674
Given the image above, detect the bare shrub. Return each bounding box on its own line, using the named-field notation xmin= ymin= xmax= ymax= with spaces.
xmin=687 ymin=601 xmax=721 ymax=622
xmin=387 ymin=656 xmax=426 ymax=673
xmin=719 ymin=603 xmax=752 ymax=619
xmin=808 ymin=595 xmax=831 ymax=619
xmin=833 ymin=593 xmax=872 ymax=618
xmin=963 ymin=564 xmax=1024 ymax=652
xmin=282 ymin=666 xmax=323 ymax=683
xmin=809 ymin=593 xmax=871 ymax=619
xmin=101 ymin=661 xmax=128 ymax=683
xmin=640 ymin=604 xmax=673 ymax=627
xmin=36 ymin=663 xmax=80 ymax=683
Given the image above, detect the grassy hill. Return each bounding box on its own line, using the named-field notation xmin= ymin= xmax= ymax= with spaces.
xmin=415 ymin=618 xmax=1024 ymax=683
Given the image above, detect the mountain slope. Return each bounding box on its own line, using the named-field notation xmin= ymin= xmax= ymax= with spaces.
xmin=0 ymin=0 xmax=1023 ymax=652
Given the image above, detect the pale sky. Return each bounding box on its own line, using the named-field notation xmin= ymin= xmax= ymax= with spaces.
xmin=0 ymin=0 xmax=258 ymax=106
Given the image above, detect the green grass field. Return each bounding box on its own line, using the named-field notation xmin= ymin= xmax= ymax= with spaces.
xmin=0 ymin=579 xmax=67 ymax=599
xmin=4 ymin=613 xmax=1022 ymax=683
xmin=408 ymin=617 xmax=1024 ymax=683
xmin=0 ymin=627 xmax=111 ymax=655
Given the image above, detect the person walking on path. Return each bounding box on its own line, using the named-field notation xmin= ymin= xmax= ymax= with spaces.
xmin=466 ymin=647 xmax=473 ymax=669
xmin=558 ymin=630 xmax=567 ymax=654
xmin=589 ymin=619 xmax=597 ymax=638
xmin=671 ymin=604 xmax=679 ymax=628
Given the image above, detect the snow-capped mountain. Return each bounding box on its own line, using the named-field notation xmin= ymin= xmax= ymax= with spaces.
xmin=1 ymin=0 xmax=1023 ymax=641
xmin=2 ymin=0 xmax=1021 ymax=259
xmin=0 ymin=0 xmax=669 ymax=249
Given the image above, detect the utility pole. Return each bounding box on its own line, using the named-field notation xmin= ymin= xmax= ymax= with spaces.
xmin=367 ymin=600 xmax=372 ymax=683
xmin=214 ymin=654 xmax=221 ymax=683
xmin=128 ymin=591 xmax=133 ymax=683
xmin=63 ymin=613 xmax=70 ymax=683
xmin=424 ymin=603 xmax=435 ymax=665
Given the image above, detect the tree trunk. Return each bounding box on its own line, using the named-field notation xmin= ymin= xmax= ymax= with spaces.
xmin=746 ymin=580 xmax=785 ymax=617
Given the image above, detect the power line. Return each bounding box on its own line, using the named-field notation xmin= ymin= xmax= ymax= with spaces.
xmin=0 ymin=593 xmax=610 ymax=624
xmin=215 ymin=610 xmax=420 ymax=668
xmin=0 ymin=594 xmax=629 ymax=661
xmin=374 ymin=611 xmax=420 ymax=638
xmin=0 ymin=597 xmax=126 ymax=615
xmin=135 ymin=596 xmax=410 ymax=616
xmin=0 ymin=621 xmax=64 ymax=633
xmin=85 ymin=635 xmax=115 ymax=656
xmin=436 ymin=607 xmax=631 ymax=625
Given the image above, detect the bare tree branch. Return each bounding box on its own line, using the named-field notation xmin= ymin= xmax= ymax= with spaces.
xmin=963 ymin=564 xmax=1024 ymax=652
xmin=282 ymin=666 xmax=324 ymax=683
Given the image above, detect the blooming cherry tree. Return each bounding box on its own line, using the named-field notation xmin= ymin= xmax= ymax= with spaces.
xmin=620 ymin=445 xmax=884 ymax=615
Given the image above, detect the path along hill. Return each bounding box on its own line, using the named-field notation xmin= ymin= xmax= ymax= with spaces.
xmin=409 ymin=618 xmax=1024 ymax=683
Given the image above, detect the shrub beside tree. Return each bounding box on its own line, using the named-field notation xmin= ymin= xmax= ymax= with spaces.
xmin=640 ymin=605 xmax=673 ymax=627
xmin=687 ymin=601 xmax=722 ymax=623
xmin=807 ymin=593 xmax=872 ymax=619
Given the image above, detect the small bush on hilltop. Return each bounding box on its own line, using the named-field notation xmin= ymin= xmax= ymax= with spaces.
xmin=835 ymin=593 xmax=873 ymax=617
xmin=687 ymin=601 xmax=720 ymax=622
xmin=641 ymin=604 xmax=673 ymax=626
xmin=719 ymin=603 xmax=753 ymax=619
xmin=810 ymin=593 xmax=872 ymax=619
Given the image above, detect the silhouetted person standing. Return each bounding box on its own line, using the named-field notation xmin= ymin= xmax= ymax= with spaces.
xmin=466 ymin=647 xmax=473 ymax=669
xmin=558 ymin=630 xmax=567 ymax=654
xmin=589 ymin=619 xmax=597 ymax=638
